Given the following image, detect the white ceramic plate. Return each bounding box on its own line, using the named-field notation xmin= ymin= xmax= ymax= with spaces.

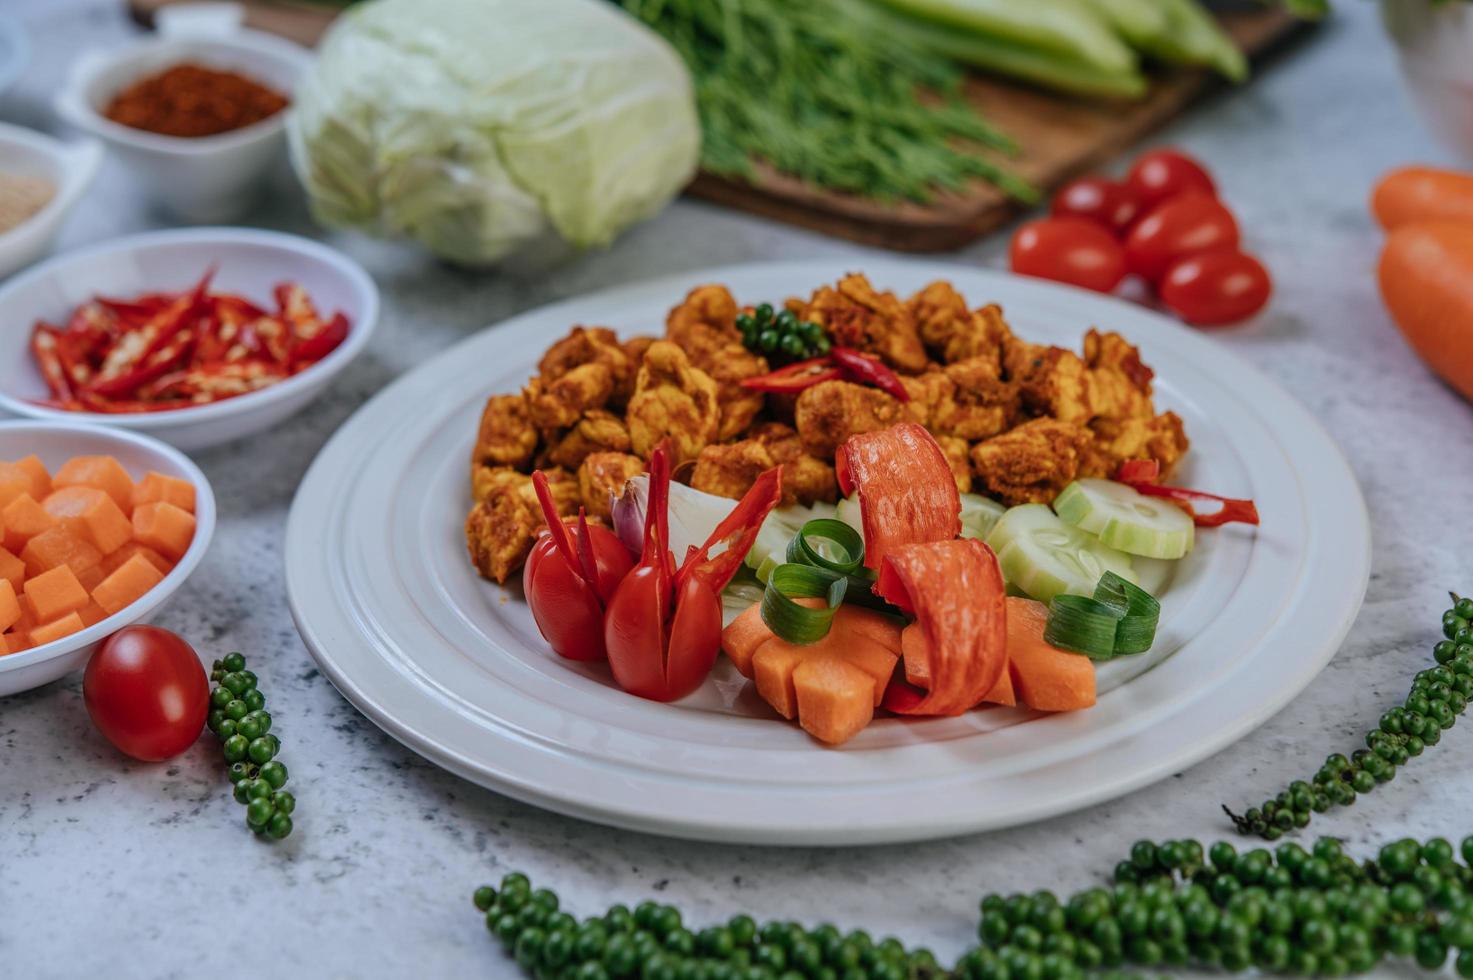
xmin=285 ymin=260 xmax=1370 ymax=845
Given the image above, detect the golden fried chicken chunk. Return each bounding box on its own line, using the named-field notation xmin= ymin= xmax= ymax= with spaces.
xmin=1087 ymin=412 xmax=1190 ymax=478
xmin=690 ymin=423 xmax=837 ymax=506
xmin=578 ymin=452 xmax=645 ymax=519
xmin=542 ymin=410 xmax=632 ymax=469
xmin=666 ymin=284 xmax=739 ymax=350
xmin=1008 ymin=341 xmax=1093 ymax=425
xmin=932 ymin=357 xmax=1018 ymax=441
xmin=471 ymin=393 xmax=537 ymax=471
xmin=525 ymin=362 xmax=614 ymax=430
xmin=970 ymin=418 xmax=1094 ymax=506
xmin=935 ymin=435 xmax=973 ymax=494
xmin=464 ymin=467 xmax=579 ymax=583
xmin=623 ymin=335 xmax=656 ymax=370
xmin=627 ymin=341 xmax=720 ymax=463
xmin=691 ymin=439 xmax=775 ymax=501
xmin=802 ymin=274 xmax=928 ymax=374
xmin=908 ymin=282 xmax=1014 ymax=366
xmin=794 ymin=379 xmax=908 ymax=460
xmin=662 ymin=285 xmax=767 ymax=440
xmin=1083 ymin=329 xmax=1155 ymax=421
xmin=538 ymin=326 xmax=637 ymax=408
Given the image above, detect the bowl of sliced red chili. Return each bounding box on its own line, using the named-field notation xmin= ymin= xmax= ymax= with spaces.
xmin=0 ymin=227 xmax=378 ymax=451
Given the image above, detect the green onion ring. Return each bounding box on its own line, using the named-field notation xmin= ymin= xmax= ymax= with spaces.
xmin=760 ymin=563 xmax=849 ymax=644
xmin=785 ymin=518 xmax=865 ymax=576
xmin=1094 ymin=572 xmax=1160 ymax=656
xmin=1044 ymin=595 xmax=1121 ymax=660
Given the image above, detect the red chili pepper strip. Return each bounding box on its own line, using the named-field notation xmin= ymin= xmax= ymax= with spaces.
xmin=290 ymin=312 xmax=349 ymax=367
xmin=30 ymin=327 xmax=73 ymax=400
xmin=874 ymin=538 xmax=1007 ymax=716
xmin=836 ymin=422 xmax=961 ymax=570
xmin=88 ymin=327 xmax=196 ymax=399
xmin=1114 ymin=460 xmax=1260 ymax=528
xmin=739 ymin=358 xmax=843 ymax=394
xmin=676 ymin=466 xmax=783 ymax=596
xmin=93 ymin=269 xmax=213 ymax=385
xmin=830 ymin=346 xmax=910 ymax=402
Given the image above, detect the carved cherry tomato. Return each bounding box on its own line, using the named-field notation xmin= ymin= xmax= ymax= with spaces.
xmin=1159 ymin=250 xmax=1272 ymax=326
xmin=1010 ymin=217 xmax=1127 ymax=293
xmin=1124 ymin=193 xmax=1240 ymax=285
xmin=1050 ymin=176 xmax=1144 ymax=236
xmin=1126 ymin=147 xmax=1217 ymax=209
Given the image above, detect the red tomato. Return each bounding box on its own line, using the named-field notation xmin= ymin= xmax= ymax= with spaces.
xmin=83 ymin=626 xmax=208 ymax=761
xmin=1126 ymin=148 xmax=1217 ymax=209
xmin=1010 ymin=217 xmax=1127 ymax=293
xmin=1124 ymin=194 xmax=1240 ymax=284
xmin=1050 ymin=176 xmax=1144 ymax=236
xmin=1159 ymin=250 xmax=1272 ymax=326
xmin=524 ymin=521 xmax=633 ymax=661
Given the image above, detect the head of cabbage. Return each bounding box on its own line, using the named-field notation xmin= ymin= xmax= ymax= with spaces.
xmin=288 ymin=0 xmax=700 ymax=267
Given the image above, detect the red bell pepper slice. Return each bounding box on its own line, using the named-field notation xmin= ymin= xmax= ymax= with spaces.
xmin=836 ymin=422 xmax=961 ymax=570
xmin=605 ymin=445 xmax=782 ymax=702
xmin=874 ymin=538 xmax=1007 ymax=716
xmin=1115 ymin=460 xmax=1260 ymax=528
xmin=739 ymin=358 xmax=842 ymax=394
xmin=830 ymin=346 xmax=910 ymax=402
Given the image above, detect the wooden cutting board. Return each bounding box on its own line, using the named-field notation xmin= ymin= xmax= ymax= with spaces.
xmin=129 ymin=0 xmax=1312 ymax=251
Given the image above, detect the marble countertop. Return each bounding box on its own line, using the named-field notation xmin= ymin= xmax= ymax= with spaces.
xmin=3 ymin=2 xmax=1470 ymax=977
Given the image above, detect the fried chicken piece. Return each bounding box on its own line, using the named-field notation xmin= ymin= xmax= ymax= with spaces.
xmin=525 ymin=362 xmax=614 ymax=430
xmin=1083 ymin=329 xmax=1155 ymax=421
xmin=899 ymin=370 xmax=950 ymax=428
xmin=627 ymin=341 xmax=721 ymax=463
xmin=751 ymin=422 xmax=837 ymax=506
xmin=794 ymin=379 xmax=908 ymax=460
xmin=691 ymin=439 xmax=775 ymax=501
xmin=690 ymin=424 xmax=838 ymax=506
xmin=666 ymin=284 xmax=740 ymax=350
xmin=932 ymin=357 xmax=1018 ymax=441
xmin=908 ymin=282 xmax=1014 ymax=366
xmin=542 ymin=410 xmax=632 ymax=469
xmin=935 ymin=434 xmax=973 ymax=495
xmin=969 ymin=418 xmax=1093 ymax=506
xmin=578 ymin=452 xmax=645 ymax=520
xmin=538 ymin=326 xmax=637 ymax=407
xmin=1008 ymin=341 xmax=1093 ymax=425
xmin=623 ymin=335 xmax=656 ymax=370
xmin=802 ymin=274 xmax=928 ymax=374
xmin=464 ymin=467 xmax=579 ymax=583
xmin=471 ymin=393 xmax=537 ymax=471
xmin=698 ymin=345 xmax=768 ymax=441
xmin=662 ymin=285 xmax=767 ymax=440
xmin=1086 ymin=412 xmax=1190 ymax=478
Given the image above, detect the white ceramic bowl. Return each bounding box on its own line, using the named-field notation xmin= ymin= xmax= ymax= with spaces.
xmin=53 ymin=4 xmax=311 ymax=221
xmin=0 ymin=421 xmax=216 ymax=697
xmin=0 ymin=227 xmax=379 ymax=451
xmin=0 ymin=15 xmax=27 ymax=101
xmin=0 ymin=123 xmax=102 ymax=280
xmin=1383 ymin=0 xmax=1473 ymax=165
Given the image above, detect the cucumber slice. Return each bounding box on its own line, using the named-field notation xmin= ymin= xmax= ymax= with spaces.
xmin=959 ymin=493 xmax=1008 ymax=542
xmin=988 ymin=504 xmax=1135 ymax=603
xmin=1054 ymin=479 xmax=1194 ymax=560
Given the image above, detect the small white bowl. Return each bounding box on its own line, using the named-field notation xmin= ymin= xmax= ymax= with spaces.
xmin=0 ymin=123 xmax=102 ymax=280
xmin=0 ymin=14 xmax=28 ymax=101
xmin=0 ymin=227 xmax=379 ymax=451
xmin=0 ymin=421 xmax=216 ymax=697
xmin=1383 ymin=0 xmax=1473 ymax=165
xmin=53 ymin=4 xmax=311 ymax=222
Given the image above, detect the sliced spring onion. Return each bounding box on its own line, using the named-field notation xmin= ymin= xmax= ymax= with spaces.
xmin=1094 ymin=571 xmax=1160 ymax=655
xmin=760 ymin=564 xmax=848 ymax=644
xmin=785 ymin=518 xmax=866 ymax=575
xmin=1044 ymin=571 xmax=1161 ymax=659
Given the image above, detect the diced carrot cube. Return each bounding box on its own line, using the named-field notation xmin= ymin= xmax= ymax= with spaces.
xmin=132 ymin=502 xmax=195 ymax=560
xmin=101 ymin=542 xmax=172 ymax=577
xmin=78 ymin=564 xmax=105 ymax=592
xmin=3 ymin=632 xmax=33 ymax=655
xmin=21 ymin=527 xmax=101 ymax=578
xmin=2 ymin=493 xmax=57 ymax=553
xmin=720 ymin=602 xmax=776 ymax=678
xmin=751 ymin=641 xmax=807 ymax=720
xmin=793 ymin=658 xmax=875 ymax=746
xmin=131 ymin=471 xmax=196 ymax=514
xmin=53 ymin=455 xmax=134 ymax=514
xmin=91 ymin=553 xmax=165 ymax=616
xmin=0 ymin=580 xmax=19 ymax=632
xmin=24 ymin=565 xmax=89 ymax=622
xmin=43 ymin=486 xmax=134 ymax=555
xmin=29 ymin=611 xmax=85 ymax=646
xmin=13 ymin=455 xmax=51 ymax=500
xmin=10 ymin=601 xmax=36 ymax=637
xmin=78 ymin=599 xmax=109 ymax=628
xmin=0 ymin=546 xmax=24 ymax=592
xmin=0 ymin=462 xmax=32 ymax=509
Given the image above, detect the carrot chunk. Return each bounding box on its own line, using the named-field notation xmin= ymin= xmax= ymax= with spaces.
xmin=101 ymin=542 xmax=172 ymax=577
xmin=0 ymin=580 xmax=19 ymax=632
xmin=2 ymin=493 xmax=57 ymax=553
xmin=43 ymin=486 xmax=134 ymax=555
xmin=1005 ymin=597 xmax=1096 ymax=711
xmin=91 ymin=553 xmax=165 ymax=616
xmin=78 ymin=599 xmax=109 ymax=627
xmin=21 ymin=527 xmax=101 ymax=579
xmin=29 ymin=611 xmax=85 ymax=646
xmin=793 ymin=657 xmax=875 ymax=746
xmin=131 ymin=502 xmax=196 ymax=560
xmin=0 ymin=546 xmax=25 ymax=592
xmin=721 ymin=601 xmax=782 ymax=677
xmin=131 ymin=471 xmax=196 ymax=514
xmin=751 ymin=641 xmax=807 ymax=720
xmin=0 ymin=462 xmax=32 ymax=509
xmin=13 ymin=455 xmax=51 ymax=500
xmin=24 ymin=565 xmax=90 ymax=622
xmin=53 ymin=455 xmax=134 ymax=513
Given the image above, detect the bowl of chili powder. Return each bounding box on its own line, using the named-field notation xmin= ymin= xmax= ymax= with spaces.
xmin=54 ymin=7 xmax=310 ymax=221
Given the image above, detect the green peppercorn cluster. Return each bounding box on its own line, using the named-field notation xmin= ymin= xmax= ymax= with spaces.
xmin=473 ymin=872 xmax=947 ymax=980
xmin=207 ymin=652 xmax=294 ymax=840
xmin=1227 ymin=594 xmax=1473 ymax=839
xmin=738 ymin=303 xmax=830 ymax=362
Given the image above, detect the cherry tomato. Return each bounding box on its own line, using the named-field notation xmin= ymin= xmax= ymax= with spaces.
xmin=1050 ymin=176 xmax=1144 ymax=236
xmin=524 ymin=517 xmax=633 ymax=662
xmin=1010 ymin=217 xmax=1127 ymax=293
xmin=1159 ymin=250 xmax=1272 ymax=326
xmin=1124 ymin=193 xmax=1240 ymax=284
xmin=1126 ymin=148 xmax=1217 ymax=209
xmin=83 ymin=626 xmax=208 ymax=762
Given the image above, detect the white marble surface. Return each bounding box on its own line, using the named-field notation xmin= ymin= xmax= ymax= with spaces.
xmin=1 ymin=3 xmax=1470 ymax=977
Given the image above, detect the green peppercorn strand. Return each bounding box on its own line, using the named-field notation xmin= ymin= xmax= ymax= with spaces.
xmin=738 ymin=304 xmax=830 ymax=364
xmin=1225 ymin=596 xmax=1473 ymax=840
xmin=207 ymin=652 xmax=295 ymax=840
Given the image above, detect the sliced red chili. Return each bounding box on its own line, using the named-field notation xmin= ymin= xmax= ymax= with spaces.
xmin=290 ymin=312 xmax=349 ymax=367
xmin=30 ymin=327 xmax=74 ymax=400
xmin=1114 ymin=459 xmax=1260 ymax=528
xmin=830 ymin=346 xmax=910 ymax=402
xmin=739 ymin=358 xmax=842 ymax=394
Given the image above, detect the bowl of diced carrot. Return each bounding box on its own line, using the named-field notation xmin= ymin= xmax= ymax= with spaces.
xmin=0 ymin=420 xmax=214 ymax=696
